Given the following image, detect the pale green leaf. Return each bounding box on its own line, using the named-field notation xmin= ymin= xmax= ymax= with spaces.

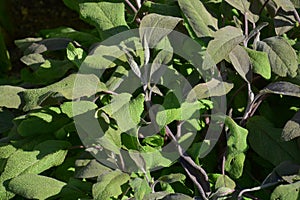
xmin=207 ymin=26 xmax=245 ymax=64
xmin=274 ymin=9 xmax=296 ymax=35
xmin=8 ymin=174 xmax=66 ymax=199
xmin=92 ymin=170 xmax=130 ymax=200
xmin=191 ymin=78 xmax=234 ymax=99
xmin=272 ymin=0 xmax=295 ymax=11
xmin=178 ymin=0 xmax=218 ymax=37
xmin=0 ymin=86 xmax=25 ymax=109
xmin=129 ymin=178 xmax=152 ymax=200
xmin=245 ymin=48 xmax=271 ymax=79
xmin=140 ymin=13 xmax=182 ymax=47
xmin=66 ymin=42 xmax=86 ymax=68
xmin=256 ymin=37 xmax=298 ymax=77
xmin=215 ymin=175 xmax=236 ymax=190
xmin=271 ymin=181 xmax=300 ymax=200
xmin=61 ymin=101 xmax=98 ymax=118
xmin=75 ymin=159 xmax=111 ymax=179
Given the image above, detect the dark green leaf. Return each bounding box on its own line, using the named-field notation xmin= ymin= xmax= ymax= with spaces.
xmin=75 ymin=159 xmax=111 ymax=179
xmin=247 ymin=116 xmax=300 ymax=165
xmin=282 ymin=110 xmax=300 ymax=141
xmin=161 ymin=193 xmax=194 ymax=200
xmin=158 ymin=173 xmax=186 ymax=184
xmin=256 ymin=37 xmax=298 ymax=77
xmin=8 ymin=174 xmax=66 ymax=199
xmin=178 ymin=0 xmax=218 ymax=37
xmin=0 ymin=109 xmax=14 ymax=133
xmin=260 ymin=81 xmax=300 ymax=97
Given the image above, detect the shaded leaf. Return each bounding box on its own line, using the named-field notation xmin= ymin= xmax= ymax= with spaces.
xmin=8 ymin=174 xmax=66 ymax=199
xmin=178 ymin=0 xmax=218 ymax=37
xmin=270 ymin=181 xmax=300 ymax=200
xmin=229 ymin=45 xmax=252 ymax=83
xmin=158 ymin=173 xmax=186 ymax=184
xmin=245 ymin=47 xmax=271 ymax=79
xmin=0 ymin=109 xmax=14 ymax=133
xmin=92 ymin=170 xmax=130 ymax=200
xmin=225 ymin=0 xmax=259 ymax=23
xmin=143 ymin=191 xmax=170 ymax=200
xmin=75 ymin=159 xmax=111 ymax=179
xmin=260 ymin=81 xmax=300 ymax=97
xmin=274 ymin=9 xmax=296 ymax=35
xmin=161 ymin=193 xmax=194 ymax=200
xmin=247 ymin=116 xmax=300 ymax=165
xmin=256 ymin=37 xmax=298 ymax=77
xmin=207 ymin=26 xmax=245 ymax=64
xmin=282 ymin=110 xmax=300 ymax=141
xmin=215 ymin=175 xmax=236 ymax=190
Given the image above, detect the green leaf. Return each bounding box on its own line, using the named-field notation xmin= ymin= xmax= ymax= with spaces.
xmin=16 ymin=107 xmax=70 ymax=137
xmin=260 ymin=81 xmax=300 ymax=97
xmin=225 ymin=0 xmax=259 ymax=23
xmin=75 ymin=159 xmax=111 ymax=179
xmin=0 ymin=109 xmax=14 ymax=133
xmin=60 ymin=101 xmax=98 ymax=118
xmin=224 ymin=116 xmax=248 ymax=179
xmin=191 ymin=78 xmax=234 ymax=99
xmin=247 ymin=116 xmax=300 ymax=165
xmin=129 ymin=178 xmax=152 ymax=200
xmin=139 ymin=13 xmax=182 ymax=47
xmin=272 ymin=0 xmax=295 ymax=11
xmin=274 ymin=9 xmax=296 ymax=35
xmin=66 ymin=42 xmax=86 ymax=68
xmin=158 ymin=173 xmax=186 ymax=184
xmin=0 ymin=86 xmax=25 ymax=109
xmin=245 ymin=47 xmax=271 ymax=79
xmin=143 ymin=191 xmax=170 ymax=200
xmin=271 ymin=181 xmax=300 ymax=200
xmin=207 ymin=26 xmax=245 ymax=64
xmin=161 ymin=193 xmax=194 ymax=200
xmin=229 ymin=45 xmax=252 ymax=83
xmin=256 ymin=37 xmax=298 ymax=77
xmin=79 ymin=1 xmax=129 ymax=39
xmin=282 ymin=110 xmax=300 ymax=141
xmin=8 ymin=174 xmax=66 ymax=199
xmin=92 ymin=170 xmax=130 ymax=200
xmin=178 ymin=0 xmax=218 ymax=37
xmin=101 ymin=93 xmax=144 ymax=133
xmin=215 ymin=174 xmax=236 ymax=190
xmin=22 ymin=73 xmax=106 ymax=111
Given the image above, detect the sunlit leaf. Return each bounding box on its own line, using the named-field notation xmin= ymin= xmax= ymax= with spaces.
xmin=245 ymin=48 xmax=271 ymax=79
xmin=282 ymin=110 xmax=300 ymax=141
xmin=130 ymin=177 xmax=152 ymax=200
xmin=270 ymin=181 xmax=300 ymax=200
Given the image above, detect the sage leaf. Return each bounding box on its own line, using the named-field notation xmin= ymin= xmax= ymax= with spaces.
xmin=75 ymin=159 xmax=111 ymax=179
xmin=92 ymin=170 xmax=130 ymax=200
xmin=247 ymin=116 xmax=300 ymax=165
xmin=256 ymin=37 xmax=298 ymax=77
xmin=272 ymin=0 xmax=295 ymax=11
xmin=207 ymin=26 xmax=245 ymax=64
xmin=79 ymin=1 xmax=129 ymax=39
xmin=161 ymin=193 xmax=194 ymax=200
xmin=158 ymin=173 xmax=186 ymax=184
xmin=245 ymin=48 xmax=271 ymax=79
xmin=0 ymin=86 xmax=25 ymax=109
xmin=270 ymin=181 xmax=300 ymax=200
xmin=224 ymin=116 xmax=248 ymax=179
xmin=129 ymin=178 xmax=152 ymax=200
xmin=229 ymin=45 xmax=252 ymax=83
xmin=191 ymin=78 xmax=234 ymax=99
xmin=139 ymin=13 xmax=182 ymax=48
xmin=260 ymin=81 xmax=300 ymax=97
xmin=178 ymin=0 xmax=218 ymax=37
xmin=282 ymin=110 xmax=300 ymax=141
xmin=274 ymin=9 xmax=296 ymax=35
xmin=8 ymin=174 xmax=66 ymax=199
xmin=225 ymin=0 xmax=259 ymax=23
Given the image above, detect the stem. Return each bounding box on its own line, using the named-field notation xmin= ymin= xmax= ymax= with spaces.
xmin=243 ymin=12 xmax=249 ymax=47
xmin=293 ymin=9 xmax=300 ymax=24
xmin=238 ymin=181 xmax=281 ymax=200
xmin=125 ymin=0 xmax=138 ymax=13
xmin=258 ymin=0 xmax=270 ymax=16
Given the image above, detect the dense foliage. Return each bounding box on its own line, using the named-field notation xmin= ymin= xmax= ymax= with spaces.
xmin=0 ymin=0 xmax=300 ymax=199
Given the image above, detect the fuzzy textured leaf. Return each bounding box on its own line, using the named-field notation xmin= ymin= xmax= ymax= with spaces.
xmin=282 ymin=110 xmax=300 ymax=141
xmin=245 ymin=48 xmax=271 ymax=79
